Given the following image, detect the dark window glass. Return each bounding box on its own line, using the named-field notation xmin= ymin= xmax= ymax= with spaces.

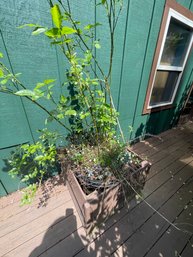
xmin=150 ymin=71 xmax=179 ymax=106
xmin=161 ymin=18 xmax=191 ymax=67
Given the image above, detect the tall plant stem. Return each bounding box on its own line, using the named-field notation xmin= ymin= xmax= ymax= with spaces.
xmin=56 ymin=36 xmax=102 ymax=149
xmin=73 ymin=66 xmax=101 ymax=155
xmin=55 ymin=0 xmax=106 ymax=78
xmin=56 ymin=0 xmax=119 ymax=114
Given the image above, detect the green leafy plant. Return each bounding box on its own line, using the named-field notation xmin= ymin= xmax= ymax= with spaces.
xmin=0 ymin=0 xmax=147 ymax=203
xmin=8 ymin=129 xmax=60 ymax=204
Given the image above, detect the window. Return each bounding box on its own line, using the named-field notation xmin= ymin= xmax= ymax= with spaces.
xmin=143 ymin=0 xmax=193 ymax=114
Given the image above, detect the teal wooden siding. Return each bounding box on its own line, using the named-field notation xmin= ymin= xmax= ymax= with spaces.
xmin=0 ymin=0 xmax=63 ymax=196
xmin=0 ymin=0 xmax=193 ymax=196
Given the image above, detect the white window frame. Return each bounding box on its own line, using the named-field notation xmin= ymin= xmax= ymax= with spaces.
xmin=147 ymin=8 xmax=193 ymax=110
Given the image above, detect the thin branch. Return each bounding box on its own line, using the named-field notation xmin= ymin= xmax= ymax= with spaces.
xmin=113 ymin=4 xmax=123 ymax=31
xmin=66 ymin=0 xmax=71 ymax=13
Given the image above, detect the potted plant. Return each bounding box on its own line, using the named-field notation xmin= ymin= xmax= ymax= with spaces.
xmin=0 ymin=0 xmax=151 ymax=230
xmin=58 ymin=142 xmax=150 ymax=232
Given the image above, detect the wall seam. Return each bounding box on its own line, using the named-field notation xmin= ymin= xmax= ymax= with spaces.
xmin=129 ymin=0 xmax=157 ymax=140
xmin=94 ymin=0 xmax=97 ymax=75
xmin=0 ymin=180 xmax=8 ymax=195
xmin=184 ymin=67 xmax=193 ymax=91
xmin=116 ymin=0 xmax=131 ymax=112
xmin=189 ymin=0 xmax=193 ymax=9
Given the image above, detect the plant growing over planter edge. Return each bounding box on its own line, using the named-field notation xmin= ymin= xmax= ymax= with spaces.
xmin=0 ymin=0 xmax=150 ymax=208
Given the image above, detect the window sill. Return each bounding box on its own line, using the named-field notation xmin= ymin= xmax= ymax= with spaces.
xmin=142 ymin=103 xmax=175 ymax=115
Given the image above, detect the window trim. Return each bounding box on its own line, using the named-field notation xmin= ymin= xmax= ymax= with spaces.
xmin=143 ymin=0 xmax=193 ymax=114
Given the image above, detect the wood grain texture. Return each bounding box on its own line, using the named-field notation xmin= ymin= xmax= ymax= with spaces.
xmin=0 ymin=0 xmax=193 ymax=196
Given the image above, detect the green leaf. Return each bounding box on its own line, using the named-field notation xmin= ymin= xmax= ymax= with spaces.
xmin=45 ymin=28 xmax=60 ymax=38
xmin=14 ymin=89 xmax=39 ymax=100
xmin=0 ymin=68 xmax=4 ymax=77
xmin=35 ymin=82 xmax=45 ymax=89
xmin=34 ymin=88 xmax=44 ymax=97
xmin=32 ymin=27 xmax=47 ymax=35
xmin=76 ymin=28 xmax=82 ymax=35
xmin=0 ymin=52 xmax=3 ymax=58
xmin=74 ymin=21 xmax=81 ymax=25
xmin=0 ymin=79 xmax=8 ymax=85
xmin=50 ymin=41 xmax=63 ymax=45
xmin=48 ymin=85 xmax=54 ymax=90
xmin=61 ymin=26 xmax=77 ymax=35
xmin=15 ymin=73 xmax=22 ymax=77
xmin=80 ymin=112 xmax=90 ymax=119
xmin=34 ymin=79 xmax=55 ymax=91
xmin=128 ymin=126 xmax=133 ymax=133
xmin=84 ymin=23 xmax=102 ymax=30
xmin=94 ymin=41 xmax=101 ymax=49
xmin=46 ymin=93 xmax=51 ymax=100
xmin=17 ymin=23 xmax=41 ymax=29
xmin=91 ymin=79 xmax=99 ymax=85
xmin=44 ymin=79 xmax=56 ymax=84
xmin=51 ymin=4 xmax=62 ymax=29
xmin=64 ymin=38 xmax=73 ymax=43
xmin=34 ymin=155 xmax=44 ymax=161
xmin=101 ymin=0 xmax=106 ymax=4
xmin=84 ymin=50 xmax=92 ymax=63
xmin=96 ymin=90 xmax=104 ymax=97
xmin=60 ymin=95 xmax=67 ymax=104
xmin=57 ymin=113 xmax=64 ymax=119
xmin=65 ymin=110 xmax=77 ymax=116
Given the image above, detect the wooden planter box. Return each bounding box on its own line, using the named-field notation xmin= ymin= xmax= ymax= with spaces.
xmin=60 ymin=149 xmax=151 ymax=233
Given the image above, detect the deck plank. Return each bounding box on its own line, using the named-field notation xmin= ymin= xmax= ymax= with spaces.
xmin=131 ymin=127 xmax=181 ymax=152
xmin=0 ymin=176 xmax=68 ymax=220
xmin=112 ymin=175 xmax=193 ymax=256
xmin=0 ymin=199 xmax=77 ymax=256
xmin=0 ymin=190 xmax=71 ymax=238
xmin=181 ymin=237 xmax=193 ymax=257
xmin=144 ymin=199 xmax=193 ymax=257
xmin=3 ymin=206 xmax=83 ymax=257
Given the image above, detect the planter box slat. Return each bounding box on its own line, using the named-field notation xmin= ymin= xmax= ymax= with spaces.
xmin=66 ymin=169 xmax=124 ymax=232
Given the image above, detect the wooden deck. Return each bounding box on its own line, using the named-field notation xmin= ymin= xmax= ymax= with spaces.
xmin=1 ymin=122 xmax=193 ymax=257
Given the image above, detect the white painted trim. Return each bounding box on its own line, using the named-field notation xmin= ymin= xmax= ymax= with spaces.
xmin=148 ymin=101 xmax=172 ymax=108
xmin=158 ymin=65 xmax=183 ymax=71
xmin=147 ymin=7 xmax=193 ymax=110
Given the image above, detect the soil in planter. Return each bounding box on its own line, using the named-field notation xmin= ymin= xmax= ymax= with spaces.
xmin=64 ymin=143 xmax=148 ymax=197
xmin=57 ymin=137 xmax=151 ymax=204
xmin=73 ymin=165 xmax=119 ymax=195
